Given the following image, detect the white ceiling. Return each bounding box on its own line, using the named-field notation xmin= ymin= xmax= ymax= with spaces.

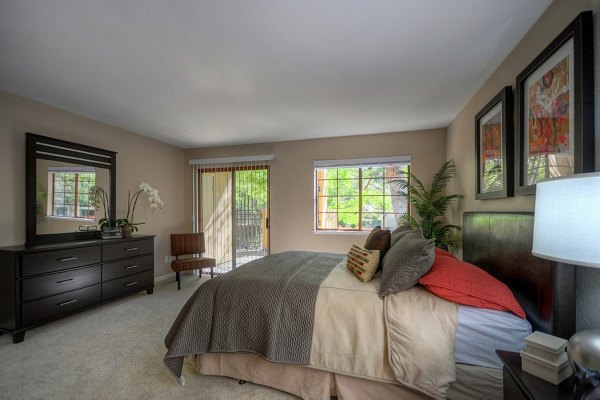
xmin=0 ymin=0 xmax=551 ymax=148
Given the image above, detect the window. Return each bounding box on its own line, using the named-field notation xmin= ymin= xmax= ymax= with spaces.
xmin=50 ymin=169 xmax=96 ymax=219
xmin=314 ymin=157 xmax=410 ymax=231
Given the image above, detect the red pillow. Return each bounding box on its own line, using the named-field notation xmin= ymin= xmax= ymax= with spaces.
xmin=419 ymin=248 xmax=526 ymax=319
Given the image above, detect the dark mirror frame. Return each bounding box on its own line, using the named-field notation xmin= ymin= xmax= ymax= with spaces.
xmin=26 ymin=132 xmax=117 ymax=245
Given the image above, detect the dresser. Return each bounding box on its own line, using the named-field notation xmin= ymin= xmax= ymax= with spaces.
xmin=0 ymin=235 xmax=154 ymax=343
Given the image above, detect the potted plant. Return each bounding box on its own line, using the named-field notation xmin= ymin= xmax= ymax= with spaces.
xmin=393 ymin=160 xmax=463 ymax=253
xmin=117 ymin=182 xmax=164 ymax=238
xmin=89 ymin=185 xmax=111 ymax=230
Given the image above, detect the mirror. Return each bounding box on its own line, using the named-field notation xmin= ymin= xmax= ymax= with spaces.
xmin=26 ymin=133 xmax=117 ymax=245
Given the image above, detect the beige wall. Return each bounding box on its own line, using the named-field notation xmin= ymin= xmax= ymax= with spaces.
xmin=446 ymin=0 xmax=600 ymax=330
xmin=0 ymin=91 xmax=187 ymax=278
xmin=184 ymin=128 xmax=447 ymax=255
xmin=446 ymin=0 xmax=595 ymax=223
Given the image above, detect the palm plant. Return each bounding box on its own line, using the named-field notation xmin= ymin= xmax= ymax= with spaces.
xmin=393 ymin=160 xmax=463 ymax=253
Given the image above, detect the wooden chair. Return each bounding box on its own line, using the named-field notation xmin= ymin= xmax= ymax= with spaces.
xmin=170 ymin=233 xmax=215 ymax=290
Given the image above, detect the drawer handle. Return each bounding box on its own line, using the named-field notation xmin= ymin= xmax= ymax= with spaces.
xmin=124 ymin=265 xmax=139 ymax=270
xmin=58 ymin=299 xmax=77 ymax=306
xmin=56 ymin=278 xmax=74 ymax=284
xmin=57 ymin=257 xmax=78 ymax=262
xmin=124 ymin=247 xmax=138 ymax=252
xmin=125 ymin=281 xmax=139 ymax=287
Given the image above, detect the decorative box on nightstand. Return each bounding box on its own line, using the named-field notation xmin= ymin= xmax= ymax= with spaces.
xmin=521 ymin=331 xmax=571 ymax=385
xmin=496 ymin=350 xmax=573 ymax=400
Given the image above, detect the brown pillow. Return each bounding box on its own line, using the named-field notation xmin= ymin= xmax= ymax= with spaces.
xmin=379 ymin=229 xmax=435 ymax=298
xmin=364 ymin=226 xmax=391 ymax=265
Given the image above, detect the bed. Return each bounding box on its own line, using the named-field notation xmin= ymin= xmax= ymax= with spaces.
xmin=164 ymin=212 xmax=576 ymax=399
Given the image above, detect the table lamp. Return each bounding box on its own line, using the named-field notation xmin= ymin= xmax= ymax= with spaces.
xmin=532 ymin=173 xmax=600 ymax=377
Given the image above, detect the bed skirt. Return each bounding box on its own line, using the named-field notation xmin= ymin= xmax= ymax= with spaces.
xmin=194 ymin=353 xmax=502 ymax=400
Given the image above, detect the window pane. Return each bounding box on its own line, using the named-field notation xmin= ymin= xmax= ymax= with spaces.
xmin=338 ymin=196 xmax=359 ymax=212
xmin=317 ymin=179 xmax=337 ymax=197
xmin=362 ymin=195 xmax=384 ymax=212
xmin=362 ymin=213 xmax=383 ymax=229
xmin=54 ymin=206 xmax=68 ymax=217
xmin=317 ymin=213 xmax=337 ymax=230
xmin=64 ymin=194 xmax=75 ymax=205
xmin=317 ymin=196 xmax=337 ymax=213
xmin=336 ymin=168 xmax=359 ymax=180
xmin=384 ymin=195 xmax=407 ymax=213
xmin=337 ymin=179 xmax=359 ymax=196
xmin=382 ymin=214 xmax=402 ymax=230
xmin=78 ymin=194 xmax=89 ymax=206
xmin=384 ymin=166 xmax=407 ymax=178
xmin=362 ymin=166 xmax=384 ymax=178
xmin=385 ymin=177 xmax=406 ymax=195
xmin=54 ymin=178 xmax=64 ymax=191
xmin=362 ymin=177 xmax=384 ymax=193
xmin=77 ymin=206 xmax=95 ymax=219
xmin=337 ymin=212 xmax=359 ymax=229
xmin=324 ymin=169 xmax=338 ymax=180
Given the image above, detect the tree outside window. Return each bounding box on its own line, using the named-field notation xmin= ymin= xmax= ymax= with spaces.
xmin=315 ymin=164 xmax=409 ymax=231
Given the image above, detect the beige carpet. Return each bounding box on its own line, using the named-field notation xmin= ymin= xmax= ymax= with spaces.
xmin=0 ymin=274 xmax=297 ymax=400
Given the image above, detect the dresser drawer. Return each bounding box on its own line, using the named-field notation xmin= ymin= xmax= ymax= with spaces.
xmin=21 ymin=245 xmax=101 ymax=277
xmin=103 ymin=239 xmax=153 ymax=262
xmin=103 ymin=255 xmax=153 ymax=281
xmin=22 ymin=284 xmax=101 ymax=326
xmin=21 ymin=265 xmax=101 ymax=302
xmin=102 ymin=270 xmax=153 ymax=300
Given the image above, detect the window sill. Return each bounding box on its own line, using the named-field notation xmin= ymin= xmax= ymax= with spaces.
xmin=47 ymin=216 xmax=96 ymax=223
xmin=312 ymin=230 xmax=369 ymax=235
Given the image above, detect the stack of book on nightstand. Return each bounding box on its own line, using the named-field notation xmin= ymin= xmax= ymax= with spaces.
xmin=520 ymin=331 xmax=572 ymax=384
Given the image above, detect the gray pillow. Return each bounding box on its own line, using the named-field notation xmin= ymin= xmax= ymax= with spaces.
xmin=390 ymin=224 xmax=420 ymax=246
xmin=379 ymin=229 xmax=435 ymax=298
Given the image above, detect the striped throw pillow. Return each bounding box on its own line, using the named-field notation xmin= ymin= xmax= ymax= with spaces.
xmin=346 ymin=244 xmax=380 ymax=282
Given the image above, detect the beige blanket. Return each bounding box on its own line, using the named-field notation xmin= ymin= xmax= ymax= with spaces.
xmin=310 ymin=260 xmax=458 ymax=399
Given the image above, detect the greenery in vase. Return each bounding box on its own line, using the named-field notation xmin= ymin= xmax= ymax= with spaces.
xmin=116 ymin=182 xmax=164 ymax=232
xmin=392 ymin=160 xmax=463 ymax=253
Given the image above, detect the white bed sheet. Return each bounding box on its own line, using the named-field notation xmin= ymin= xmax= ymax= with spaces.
xmin=454 ymin=304 xmax=532 ymax=368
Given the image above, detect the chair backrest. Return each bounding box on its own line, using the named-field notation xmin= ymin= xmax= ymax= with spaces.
xmin=170 ymin=233 xmax=205 ymax=256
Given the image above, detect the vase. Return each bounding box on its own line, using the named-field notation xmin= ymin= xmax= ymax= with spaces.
xmin=122 ymin=227 xmax=133 ymax=238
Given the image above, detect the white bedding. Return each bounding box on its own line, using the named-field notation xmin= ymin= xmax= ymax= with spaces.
xmin=310 ymin=260 xmax=458 ymax=399
xmin=455 ymin=305 xmax=532 ymax=368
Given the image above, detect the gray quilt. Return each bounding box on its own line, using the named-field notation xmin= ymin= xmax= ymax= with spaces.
xmin=163 ymin=251 xmax=345 ymax=379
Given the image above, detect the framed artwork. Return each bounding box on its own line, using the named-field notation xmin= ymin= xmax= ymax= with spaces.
xmin=475 ymin=87 xmax=513 ymax=199
xmin=515 ymin=11 xmax=594 ymax=195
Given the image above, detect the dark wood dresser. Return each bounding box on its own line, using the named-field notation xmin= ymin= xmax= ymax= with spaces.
xmin=0 ymin=235 xmax=154 ymax=343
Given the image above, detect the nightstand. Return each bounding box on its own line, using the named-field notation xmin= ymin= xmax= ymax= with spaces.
xmin=496 ymin=350 xmax=574 ymax=400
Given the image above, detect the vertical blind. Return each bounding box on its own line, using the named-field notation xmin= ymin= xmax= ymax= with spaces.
xmin=189 ymin=155 xmax=273 ymax=271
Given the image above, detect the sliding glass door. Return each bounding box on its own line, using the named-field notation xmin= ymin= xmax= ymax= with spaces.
xmin=199 ymin=165 xmax=269 ymax=273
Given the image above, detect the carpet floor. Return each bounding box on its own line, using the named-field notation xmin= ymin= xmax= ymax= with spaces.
xmin=0 ymin=274 xmax=297 ymax=400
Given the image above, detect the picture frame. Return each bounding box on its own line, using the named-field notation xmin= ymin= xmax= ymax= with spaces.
xmin=515 ymin=11 xmax=594 ymax=196
xmin=475 ymin=86 xmax=513 ymax=200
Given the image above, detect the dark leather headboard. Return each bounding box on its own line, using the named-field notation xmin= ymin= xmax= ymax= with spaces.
xmin=463 ymin=212 xmax=575 ymax=339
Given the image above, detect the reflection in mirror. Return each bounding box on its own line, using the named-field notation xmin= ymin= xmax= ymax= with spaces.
xmin=35 ymin=160 xmax=110 ymax=235
xmin=26 ymin=132 xmax=117 ymax=245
